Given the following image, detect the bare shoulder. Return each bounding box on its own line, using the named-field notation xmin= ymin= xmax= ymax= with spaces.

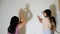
xmin=45 ymin=17 xmax=50 ymax=21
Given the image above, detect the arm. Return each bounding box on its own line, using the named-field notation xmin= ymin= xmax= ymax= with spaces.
xmin=18 ymin=9 xmax=26 ymax=29
xmin=19 ymin=16 xmax=26 ymax=29
xmin=37 ymin=15 xmax=42 ymax=23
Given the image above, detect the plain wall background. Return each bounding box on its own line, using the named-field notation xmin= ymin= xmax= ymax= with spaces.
xmin=55 ymin=0 xmax=60 ymax=34
xmin=0 ymin=0 xmax=60 ymax=34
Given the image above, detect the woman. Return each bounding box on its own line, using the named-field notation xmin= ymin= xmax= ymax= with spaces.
xmin=8 ymin=10 xmax=26 ymax=34
xmin=37 ymin=9 xmax=51 ymax=34
xmin=51 ymin=16 xmax=56 ymax=34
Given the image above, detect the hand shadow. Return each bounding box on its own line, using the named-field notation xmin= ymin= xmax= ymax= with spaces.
xmin=49 ymin=4 xmax=56 ymax=17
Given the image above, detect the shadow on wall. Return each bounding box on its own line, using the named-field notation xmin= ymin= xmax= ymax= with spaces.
xmin=19 ymin=4 xmax=33 ymax=34
xmin=49 ymin=4 xmax=57 ymax=17
xmin=58 ymin=0 xmax=60 ymax=10
xmin=49 ymin=4 xmax=58 ymax=32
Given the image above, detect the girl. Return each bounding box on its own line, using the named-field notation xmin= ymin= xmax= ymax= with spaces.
xmin=37 ymin=9 xmax=51 ymax=34
xmin=8 ymin=10 xmax=26 ymax=34
xmin=51 ymin=16 xmax=56 ymax=34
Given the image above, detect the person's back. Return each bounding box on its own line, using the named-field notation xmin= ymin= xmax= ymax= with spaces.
xmin=8 ymin=25 xmax=19 ymax=34
xmin=7 ymin=16 xmax=19 ymax=34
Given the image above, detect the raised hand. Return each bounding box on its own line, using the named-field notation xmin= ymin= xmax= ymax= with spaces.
xmin=37 ymin=15 xmax=42 ymax=23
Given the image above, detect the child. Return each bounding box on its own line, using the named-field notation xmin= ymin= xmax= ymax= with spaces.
xmin=8 ymin=10 xmax=26 ymax=34
xmin=51 ymin=16 xmax=56 ymax=34
xmin=37 ymin=9 xmax=51 ymax=34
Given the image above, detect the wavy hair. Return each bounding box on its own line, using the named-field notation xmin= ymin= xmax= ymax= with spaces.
xmin=8 ymin=16 xmax=19 ymax=34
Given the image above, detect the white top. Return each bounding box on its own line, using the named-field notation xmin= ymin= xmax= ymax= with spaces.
xmin=42 ymin=18 xmax=51 ymax=30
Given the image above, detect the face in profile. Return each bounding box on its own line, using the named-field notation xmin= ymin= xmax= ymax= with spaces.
xmin=43 ymin=12 xmax=47 ymax=17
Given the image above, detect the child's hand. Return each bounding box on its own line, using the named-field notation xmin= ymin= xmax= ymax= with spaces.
xmin=37 ymin=15 xmax=42 ymax=20
xmin=37 ymin=15 xmax=42 ymax=23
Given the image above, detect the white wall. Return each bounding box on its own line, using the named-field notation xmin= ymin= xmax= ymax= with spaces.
xmin=0 ymin=0 xmax=55 ymax=34
xmin=54 ymin=0 xmax=60 ymax=34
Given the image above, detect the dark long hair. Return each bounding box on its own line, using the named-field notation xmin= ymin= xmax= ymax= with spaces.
xmin=43 ymin=9 xmax=51 ymax=21
xmin=51 ymin=16 xmax=56 ymax=28
xmin=8 ymin=16 xmax=19 ymax=34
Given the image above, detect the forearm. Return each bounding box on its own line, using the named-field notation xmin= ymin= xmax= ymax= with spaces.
xmin=19 ymin=22 xmax=25 ymax=29
xmin=19 ymin=17 xmax=26 ymax=29
xmin=37 ymin=16 xmax=42 ymax=23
